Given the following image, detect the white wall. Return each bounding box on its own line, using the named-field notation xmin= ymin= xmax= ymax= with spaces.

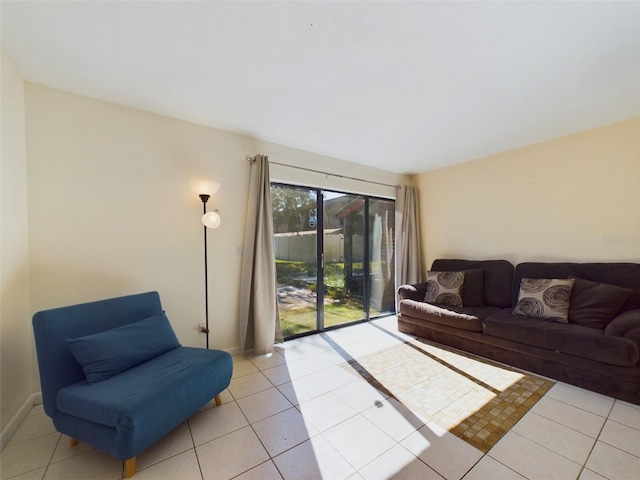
xmin=24 ymin=83 xmax=409 ymax=355
xmin=1 ymin=51 xmax=33 ymax=431
xmin=415 ymin=118 xmax=640 ymax=270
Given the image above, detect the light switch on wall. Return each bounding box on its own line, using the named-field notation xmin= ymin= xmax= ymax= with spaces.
xmin=236 ymin=245 xmax=243 ymax=256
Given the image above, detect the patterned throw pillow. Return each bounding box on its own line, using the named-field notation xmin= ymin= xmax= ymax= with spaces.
xmin=424 ymin=271 xmax=465 ymax=307
xmin=513 ymin=278 xmax=575 ymax=323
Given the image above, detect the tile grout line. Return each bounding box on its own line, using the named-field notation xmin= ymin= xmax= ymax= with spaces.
xmin=590 ymin=400 xmax=640 ymax=461
xmin=188 ymin=403 xmax=210 ymax=480
xmin=40 ymin=432 xmax=63 ymax=480
xmin=547 ymin=389 xmax=617 ymax=416
xmin=3 ymin=413 xmax=56 ymax=449
xmin=499 ymin=388 xmax=615 ymax=474
xmin=245 ymin=368 xmax=355 ymax=479
xmin=527 ymin=401 xmax=611 ymax=439
xmin=575 ymin=398 xmax=617 ymax=480
xmin=475 ymin=452 xmax=525 ymax=480
xmin=232 ymin=371 xmax=288 ymax=479
xmin=246 ymin=345 xmax=392 ymax=479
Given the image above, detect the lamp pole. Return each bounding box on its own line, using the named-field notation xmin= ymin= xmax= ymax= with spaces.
xmin=193 ymin=179 xmax=221 ymax=350
xmin=199 ymin=193 xmax=211 ymax=349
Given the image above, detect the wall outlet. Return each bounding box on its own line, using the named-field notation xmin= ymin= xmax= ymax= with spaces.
xmin=236 ymin=245 xmax=243 ymax=256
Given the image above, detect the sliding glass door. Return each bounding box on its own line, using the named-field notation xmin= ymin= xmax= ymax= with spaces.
xmin=272 ymin=183 xmax=395 ymax=338
xmin=272 ymin=184 xmax=319 ymax=337
xmin=323 ymin=192 xmax=365 ymax=328
xmin=369 ymin=198 xmax=396 ymax=317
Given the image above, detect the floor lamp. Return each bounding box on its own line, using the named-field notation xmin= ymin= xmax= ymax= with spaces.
xmin=192 ymin=180 xmax=221 ymax=349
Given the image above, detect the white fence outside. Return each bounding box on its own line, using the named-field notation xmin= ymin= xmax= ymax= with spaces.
xmin=274 ymin=232 xmax=348 ymax=263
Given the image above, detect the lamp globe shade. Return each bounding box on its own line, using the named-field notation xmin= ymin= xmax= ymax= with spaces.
xmin=202 ymin=211 xmax=221 ymax=229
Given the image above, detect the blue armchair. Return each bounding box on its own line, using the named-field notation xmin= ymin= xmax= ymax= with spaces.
xmin=32 ymin=291 xmax=233 ymax=477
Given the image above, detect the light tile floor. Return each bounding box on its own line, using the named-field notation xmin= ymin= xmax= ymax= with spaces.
xmin=2 ymin=316 xmax=640 ymax=480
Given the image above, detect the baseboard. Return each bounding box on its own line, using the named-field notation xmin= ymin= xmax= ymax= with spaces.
xmin=225 ymin=346 xmax=241 ymax=356
xmin=0 ymin=392 xmax=42 ymax=451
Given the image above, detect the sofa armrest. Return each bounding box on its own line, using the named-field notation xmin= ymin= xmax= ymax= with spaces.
xmin=398 ymin=283 xmax=428 ymax=302
xmin=605 ymin=309 xmax=640 ymax=346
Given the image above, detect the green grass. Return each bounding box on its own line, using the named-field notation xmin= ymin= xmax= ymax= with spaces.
xmin=275 ymin=259 xmax=315 ymax=275
xmin=277 ymin=259 xmax=390 ymax=337
xmin=280 ymin=300 xmax=365 ymax=337
xmin=275 ymin=260 xmax=349 ymax=279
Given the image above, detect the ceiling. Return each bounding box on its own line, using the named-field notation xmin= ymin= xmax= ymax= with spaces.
xmin=2 ymin=1 xmax=639 ymax=175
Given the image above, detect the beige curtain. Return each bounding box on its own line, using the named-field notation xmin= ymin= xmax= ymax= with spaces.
xmin=396 ymin=185 xmax=423 ymax=293
xmin=238 ymin=155 xmax=283 ymax=354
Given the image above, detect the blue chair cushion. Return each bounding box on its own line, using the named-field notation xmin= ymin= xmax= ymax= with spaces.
xmin=66 ymin=313 xmax=181 ymax=383
xmin=56 ymin=346 xmax=233 ymax=459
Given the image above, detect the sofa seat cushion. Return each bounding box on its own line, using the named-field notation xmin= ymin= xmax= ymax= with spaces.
xmin=56 ymin=346 xmax=232 ymax=457
xmin=399 ymin=299 xmax=501 ymax=332
xmin=483 ymin=310 xmax=639 ymax=367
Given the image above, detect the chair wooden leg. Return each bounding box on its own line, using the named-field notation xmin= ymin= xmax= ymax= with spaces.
xmin=124 ymin=457 xmax=136 ymax=478
xmin=69 ymin=438 xmax=79 ymax=447
xmin=214 ymin=394 xmax=222 ymax=406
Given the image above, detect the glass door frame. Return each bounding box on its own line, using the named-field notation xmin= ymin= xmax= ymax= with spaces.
xmin=272 ymin=182 xmax=395 ymax=340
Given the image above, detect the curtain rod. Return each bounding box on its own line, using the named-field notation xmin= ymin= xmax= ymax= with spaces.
xmin=245 ymin=155 xmax=401 ymax=189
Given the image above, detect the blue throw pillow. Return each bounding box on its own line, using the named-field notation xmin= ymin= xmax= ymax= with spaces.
xmin=67 ymin=313 xmax=181 ymax=383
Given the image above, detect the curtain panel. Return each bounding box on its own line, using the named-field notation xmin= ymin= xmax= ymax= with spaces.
xmin=238 ymin=155 xmax=283 ymax=354
xmin=396 ymin=185 xmax=423 ymax=300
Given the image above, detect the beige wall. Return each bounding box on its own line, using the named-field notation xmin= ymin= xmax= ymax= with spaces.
xmin=415 ymin=118 xmax=640 ymax=271
xmin=24 ymin=83 xmax=409 ymax=357
xmin=1 ymin=51 xmax=34 ymax=431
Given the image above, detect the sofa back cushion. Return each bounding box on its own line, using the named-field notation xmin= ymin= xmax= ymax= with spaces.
xmin=569 ymin=278 xmax=633 ymax=329
xmin=67 ymin=313 xmax=181 ymax=384
xmin=513 ymin=263 xmax=640 ymax=312
xmin=431 ymin=259 xmax=514 ymax=308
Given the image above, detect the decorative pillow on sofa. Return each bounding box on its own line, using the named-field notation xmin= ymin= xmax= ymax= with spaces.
xmin=67 ymin=313 xmax=181 ymax=383
xmin=569 ymin=277 xmax=633 ymax=330
xmin=425 ymin=271 xmax=465 ymax=307
xmin=513 ymin=278 xmax=575 ymax=323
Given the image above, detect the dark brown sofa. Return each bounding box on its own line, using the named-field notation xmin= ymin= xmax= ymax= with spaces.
xmin=397 ymin=259 xmax=640 ymax=404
